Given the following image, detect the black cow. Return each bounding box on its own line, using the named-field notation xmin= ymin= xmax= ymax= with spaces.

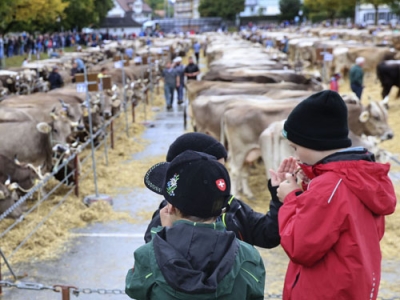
xmin=377 ymin=60 xmax=400 ymax=99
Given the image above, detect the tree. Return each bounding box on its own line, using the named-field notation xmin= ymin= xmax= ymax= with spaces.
xmin=0 ymin=0 xmax=69 ymax=33
xmin=62 ymin=0 xmax=113 ymax=30
xmin=279 ymin=0 xmax=301 ymax=21
xmin=304 ymin=0 xmax=356 ymax=22
xmin=199 ymin=0 xmax=245 ymax=21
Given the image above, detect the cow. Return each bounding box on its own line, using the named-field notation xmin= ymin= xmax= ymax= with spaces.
xmin=191 ymin=95 xmax=306 ymax=142
xmin=0 ymin=109 xmax=72 ymax=173
xmin=0 ymin=181 xmax=21 ymax=219
xmin=377 ymin=60 xmax=400 ymax=99
xmin=0 ymin=154 xmax=41 ymax=192
xmin=186 ymin=80 xmax=323 ymax=103
xmin=259 ymin=120 xmax=392 ymax=182
xmin=222 ymin=95 xmax=393 ymax=199
xmin=202 ymin=68 xmax=319 ymax=84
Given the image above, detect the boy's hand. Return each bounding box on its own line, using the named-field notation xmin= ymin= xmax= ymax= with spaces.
xmin=160 ymin=205 xmax=173 ymax=227
xmin=269 ymin=157 xmax=298 ymax=187
xmin=277 ymin=173 xmax=300 ymax=202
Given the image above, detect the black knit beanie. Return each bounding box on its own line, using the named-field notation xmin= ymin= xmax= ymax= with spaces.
xmin=166 ymin=132 xmax=228 ymax=162
xmin=283 ymin=90 xmax=352 ymax=151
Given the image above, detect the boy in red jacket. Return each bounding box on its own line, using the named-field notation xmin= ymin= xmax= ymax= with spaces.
xmin=276 ymin=90 xmax=397 ymax=300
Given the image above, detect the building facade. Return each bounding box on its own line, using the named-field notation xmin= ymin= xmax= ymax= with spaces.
xmin=174 ymin=0 xmax=200 ymax=19
xmin=355 ymin=4 xmax=398 ymax=25
xmin=240 ymin=0 xmax=280 ymax=17
xmin=100 ymin=0 xmax=153 ymax=36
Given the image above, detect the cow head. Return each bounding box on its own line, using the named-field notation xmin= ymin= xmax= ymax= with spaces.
xmin=0 ymin=182 xmax=21 ymax=219
xmin=12 ymin=155 xmax=41 ymax=190
xmin=346 ymin=96 xmax=394 ymax=141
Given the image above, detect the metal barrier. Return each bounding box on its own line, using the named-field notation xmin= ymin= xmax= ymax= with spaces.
xmin=0 ymin=71 xmax=156 ymax=297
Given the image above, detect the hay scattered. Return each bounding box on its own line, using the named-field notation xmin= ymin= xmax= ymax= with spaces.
xmin=0 ymin=91 xmax=166 ymax=265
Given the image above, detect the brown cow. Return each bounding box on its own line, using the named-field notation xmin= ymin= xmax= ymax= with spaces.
xmin=222 ymin=95 xmax=393 ymax=198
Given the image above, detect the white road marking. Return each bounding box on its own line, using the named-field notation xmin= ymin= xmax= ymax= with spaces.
xmin=70 ymin=233 xmax=144 ymax=238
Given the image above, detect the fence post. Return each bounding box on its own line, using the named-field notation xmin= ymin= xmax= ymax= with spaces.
xmin=74 ymin=154 xmax=79 ymax=197
xmin=0 ymin=254 xmax=2 ymax=295
xmin=132 ymin=101 xmax=135 ymax=123
xmin=110 ymin=119 xmax=115 ymax=149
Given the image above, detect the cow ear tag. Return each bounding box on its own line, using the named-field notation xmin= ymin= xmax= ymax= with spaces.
xmin=36 ymin=122 xmax=52 ymax=134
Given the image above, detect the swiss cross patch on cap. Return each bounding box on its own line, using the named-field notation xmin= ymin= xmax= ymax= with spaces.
xmin=216 ymin=179 xmax=226 ymax=191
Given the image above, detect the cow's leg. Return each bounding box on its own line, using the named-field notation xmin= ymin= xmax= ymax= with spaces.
xmin=228 ymin=157 xmax=243 ymax=197
xmin=241 ymin=147 xmax=260 ymax=200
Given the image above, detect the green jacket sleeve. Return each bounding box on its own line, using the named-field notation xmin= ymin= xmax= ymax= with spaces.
xmin=125 ymin=244 xmax=155 ymax=300
xmin=239 ymin=242 xmax=266 ymax=299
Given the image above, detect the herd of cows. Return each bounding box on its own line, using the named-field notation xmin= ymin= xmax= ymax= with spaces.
xmin=0 ymin=37 xmax=194 ymax=219
xmin=0 ymin=28 xmax=398 ymax=218
xmin=186 ymin=30 xmax=396 ymax=199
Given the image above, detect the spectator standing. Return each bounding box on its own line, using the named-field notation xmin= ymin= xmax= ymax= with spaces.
xmin=126 ymin=150 xmax=266 ymax=300
xmin=0 ymin=35 xmax=4 ymax=69
xmin=277 ymin=90 xmax=396 ymax=300
xmin=173 ymin=56 xmax=185 ymax=104
xmin=48 ymin=66 xmax=64 ymax=90
xmin=184 ymin=56 xmax=200 ymax=81
xmin=349 ymin=56 xmax=365 ymax=100
xmin=193 ymin=40 xmax=201 ymax=64
xmin=162 ymin=61 xmax=179 ymax=110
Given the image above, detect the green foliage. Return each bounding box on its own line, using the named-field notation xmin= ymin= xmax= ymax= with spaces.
xmin=0 ymin=0 xmax=112 ymax=33
xmin=144 ymin=0 xmax=165 ymax=10
xmin=62 ymin=0 xmax=113 ymax=30
xmin=0 ymin=0 xmax=69 ymax=34
xmin=199 ymin=0 xmax=245 ymax=21
xmin=389 ymin=0 xmax=400 ymax=15
xmin=279 ymin=0 xmax=301 ymax=21
xmin=304 ymin=0 xmax=356 ymax=22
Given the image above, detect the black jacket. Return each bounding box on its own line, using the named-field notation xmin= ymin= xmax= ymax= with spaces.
xmin=48 ymin=71 xmax=64 ymax=90
xmin=144 ymin=180 xmax=282 ymax=248
xmin=184 ymin=63 xmax=200 ymax=80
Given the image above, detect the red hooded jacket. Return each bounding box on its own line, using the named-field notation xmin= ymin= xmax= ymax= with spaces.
xmin=279 ymin=150 xmax=397 ymax=300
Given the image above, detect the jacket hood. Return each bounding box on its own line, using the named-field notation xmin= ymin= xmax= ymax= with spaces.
xmin=301 ymin=149 xmax=397 ymax=216
xmin=152 ymin=221 xmax=239 ymax=298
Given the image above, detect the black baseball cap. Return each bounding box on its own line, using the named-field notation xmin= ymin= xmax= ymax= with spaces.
xmin=144 ymin=150 xmax=231 ymax=218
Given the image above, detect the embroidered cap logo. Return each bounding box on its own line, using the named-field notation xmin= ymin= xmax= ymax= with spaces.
xmin=216 ymin=179 xmax=226 ymax=191
xmin=166 ymin=174 xmax=179 ymax=196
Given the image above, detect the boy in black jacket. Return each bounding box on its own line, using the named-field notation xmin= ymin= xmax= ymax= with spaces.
xmin=144 ymin=132 xmax=297 ymax=248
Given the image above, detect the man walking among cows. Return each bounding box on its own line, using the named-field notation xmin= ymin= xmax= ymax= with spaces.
xmin=162 ymin=61 xmax=180 ymax=110
xmin=349 ymin=57 xmax=365 ymax=100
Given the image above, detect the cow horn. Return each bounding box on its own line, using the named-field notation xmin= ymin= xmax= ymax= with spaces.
xmin=14 ymin=155 xmax=21 ymax=165
xmin=70 ymin=121 xmax=79 ymax=127
xmin=381 ymin=96 xmax=389 ymax=106
xmin=58 ymin=98 xmax=70 ymax=108
xmin=5 ymin=175 xmax=11 ymax=186
xmin=359 ymin=111 xmax=370 ymax=123
xmin=0 ymin=191 xmax=5 ymax=200
xmin=26 ymin=164 xmax=44 ymax=180
xmin=7 ymin=182 xmax=19 ymax=191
